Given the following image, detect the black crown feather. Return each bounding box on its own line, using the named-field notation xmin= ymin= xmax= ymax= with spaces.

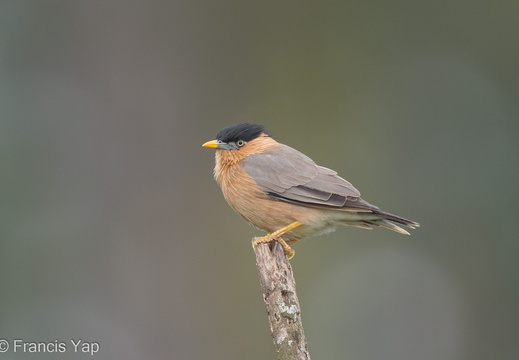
xmin=216 ymin=123 xmax=268 ymax=143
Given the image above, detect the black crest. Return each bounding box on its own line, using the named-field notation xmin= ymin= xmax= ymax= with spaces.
xmin=216 ymin=123 xmax=268 ymax=143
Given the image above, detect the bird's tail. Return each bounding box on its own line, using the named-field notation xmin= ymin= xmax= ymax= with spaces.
xmin=366 ymin=210 xmax=420 ymax=235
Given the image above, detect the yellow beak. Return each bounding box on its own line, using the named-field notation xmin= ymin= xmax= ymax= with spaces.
xmin=202 ymin=140 xmax=219 ymax=148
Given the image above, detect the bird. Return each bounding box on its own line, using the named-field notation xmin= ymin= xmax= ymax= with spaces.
xmin=202 ymin=123 xmax=419 ymax=259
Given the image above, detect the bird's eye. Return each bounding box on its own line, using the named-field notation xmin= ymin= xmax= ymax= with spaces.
xmin=237 ymin=140 xmax=246 ymax=147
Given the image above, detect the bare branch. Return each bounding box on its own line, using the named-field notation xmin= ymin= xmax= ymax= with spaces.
xmin=253 ymin=239 xmax=311 ymax=360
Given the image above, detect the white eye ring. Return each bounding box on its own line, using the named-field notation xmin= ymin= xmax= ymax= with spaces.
xmin=237 ymin=140 xmax=246 ymax=147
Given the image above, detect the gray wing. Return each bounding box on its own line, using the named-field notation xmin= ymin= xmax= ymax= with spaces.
xmin=242 ymin=145 xmax=379 ymax=211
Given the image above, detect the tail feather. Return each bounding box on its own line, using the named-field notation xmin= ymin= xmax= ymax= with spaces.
xmin=377 ymin=220 xmax=411 ymax=235
xmin=375 ymin=210 xmax=419 ymax=228
xmin=367 ymin=210 xmax=420 ymax=235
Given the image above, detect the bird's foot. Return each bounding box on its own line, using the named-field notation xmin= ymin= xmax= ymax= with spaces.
xmin=252 ymin=221 xmax=303 ymax=260
xmin=253 ymin=236 xmax=295 ymax=260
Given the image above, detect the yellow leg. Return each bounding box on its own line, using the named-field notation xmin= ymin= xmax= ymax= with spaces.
xmin=252 ymin=221 xmax=303 ymax=260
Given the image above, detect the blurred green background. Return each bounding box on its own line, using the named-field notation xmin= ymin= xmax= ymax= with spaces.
xmin=1 ymin=1 xmax=518 ymax=359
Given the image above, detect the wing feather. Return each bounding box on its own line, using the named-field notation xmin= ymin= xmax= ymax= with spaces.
xmin=242 ymin=145 xmax=377 ymax=211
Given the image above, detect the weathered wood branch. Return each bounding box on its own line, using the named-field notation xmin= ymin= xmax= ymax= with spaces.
xmin=252 ymin=239 xmax=311 ymax=360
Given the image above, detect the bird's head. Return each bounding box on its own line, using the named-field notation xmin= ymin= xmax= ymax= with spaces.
xmin=202 ymin=123 xmax=271 ymax=152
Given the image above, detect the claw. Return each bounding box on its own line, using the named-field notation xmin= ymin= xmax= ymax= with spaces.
xmin=252 ymin=221 xmax=302 ymax=260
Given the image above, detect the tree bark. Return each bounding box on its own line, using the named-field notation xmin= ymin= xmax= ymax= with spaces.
xmin=252 ymin=239 xmax=311 ymax=360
